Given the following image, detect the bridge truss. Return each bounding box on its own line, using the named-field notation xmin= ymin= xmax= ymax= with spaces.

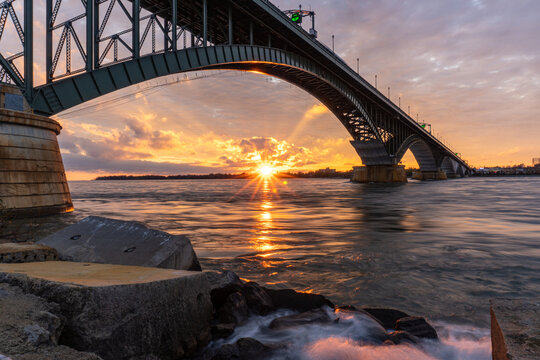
xmin=0 ymin=0 xmax=472 ymax=175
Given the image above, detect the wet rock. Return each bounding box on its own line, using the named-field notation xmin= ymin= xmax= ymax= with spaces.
xmin=0 ymin=261 xmax=213 ymax=360
xmin=241 ymin=282 xmax=274 ymax=315
xmin=217 ymin=292 xmax=250 ymax=325
xmin=211 ymin=323 xmax=236 ymax=340
xmin=205 ymin=270 xmax=244 ymax=310
xmin=0 ymin=242 xmax=58 ymax=263
xmin=395 ymin=316 xmax=438 ymax=340
xmin=362 ymin=307 xmax=410 ymax=329
xmin=334 ymin=307 xmax=389 ymax=343
xmin=263 ymin=287 xmax=334 ymax=312
xmin=387 ymin=330 xmax=419 ymax=345
xmin=211 ymin=338 xmax=274 ymax=360
xmin=38 ymin=216 xmax=201 ymax=271
xmin=269 ymin=308 xmax=332 ymax=330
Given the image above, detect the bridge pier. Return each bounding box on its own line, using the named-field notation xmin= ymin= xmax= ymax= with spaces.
xmin=412 ymin=170 xmax=448 ymax=181
xmin=351 ymin=165 xmax=408 ymax=183
xmin=0 ymin=109 xmax=73 ymax=217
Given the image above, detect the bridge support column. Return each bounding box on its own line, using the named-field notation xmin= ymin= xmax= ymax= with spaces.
xmin=412 ymin=170 xmax=448 ymax=181
xmin=351 ymin=165 xmax=407 ymax=183
xmin=0 ymin=109 xmax=73 ymax=217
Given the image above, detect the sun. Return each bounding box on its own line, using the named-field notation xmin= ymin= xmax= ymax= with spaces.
xmin=258 ymin=165 xmax=275 ymax=177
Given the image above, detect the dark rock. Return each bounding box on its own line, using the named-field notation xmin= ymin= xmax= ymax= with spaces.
xmin=362 ymin=307 xmax=410 ymax=329
xmin=269 ymin=308 xmax=332 ymax=330
xmin=236 ymin=338 xmax=274 ymax=358
xmin=395 ymin=316 xmax=438 ymax=340
xmin=218 ymin=292 xmax=250 ymax=325
xmin=211 ymin=323 xmax=236 ymax=340
xmin=210 ymin=338 xmax=274 ymax=360
xmin=263 ymin=287 xmax=334 ymax=312
xmin=387 ymin=330 xmax=420 ymax=345
xmin=241 ymin=282 xmax=274 ymax=315
xmin=211 ymin=344 xmax=240 ymax=360
xmin=205 ymin=270 xmax=244 ymax=310
xmin=334 ymin=307 xmax=389 ymax=343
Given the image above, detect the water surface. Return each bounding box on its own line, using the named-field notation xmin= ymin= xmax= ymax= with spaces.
xmin=11 ymin=177 xmax=540 ymax=329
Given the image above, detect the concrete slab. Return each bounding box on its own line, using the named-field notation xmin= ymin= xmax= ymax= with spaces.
xmin=0 ymin=261 xmax=213 ymax=360
xmin=0 ymin=242 xmax=58 ymax=263
xmin=490 ymin=298 xmax=540 ymax=360
xmin=38 ymin=216 xmax=201 ymax=271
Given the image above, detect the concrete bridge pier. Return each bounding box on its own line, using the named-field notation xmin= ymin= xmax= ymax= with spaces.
xmin=350 ymin=140 xmax=408 ymax=183
xmin=412 ymin=170 xmax=448 ymax=181
xmin=351 ymin=165 xmax=408 ymax=183
xmin=0 ymin=109 xmax=73 ymax=217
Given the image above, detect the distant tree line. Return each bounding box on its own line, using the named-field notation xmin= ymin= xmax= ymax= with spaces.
xmin=94 ymin=168 xmax=354 ymax=181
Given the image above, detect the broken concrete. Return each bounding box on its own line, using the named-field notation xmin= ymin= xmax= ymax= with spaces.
xmin=0 ymin=242 xmax=58 ymax=263
xmin=490 ymin=298 xmax=540 ymax=360
xmin=0 ymin=261 xmax=213 ymax=360
xmin=38 ymin=216 xmax=201 ymax=271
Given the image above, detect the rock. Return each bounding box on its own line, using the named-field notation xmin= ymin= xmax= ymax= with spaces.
xmin=0 ymin=283 xmax=101 ymax=360
xmin=269 ymin=308 xmax=332 ymax=330
xmin=263 ymin=287 xmax=334 ymax=312
xmin=490 ymin=298 xmax=540 ymax=360
xmin=387 ymin=330 xmax=419 ymax=345
xmin=218 ymin=292 xmax=250 ymax=325
xmin=395 ymin=316 xmax=438 ymax=340
xmin=0 ymin=261 xmax=213 ymax=360
xmin=211 ymin=338 xmax=274 ymax=360
xmin=205 ymin=270 xmax=244 ymax=310
xmin=38 ymin=216 xmax=201 ymax=271
xmin=362 ymin=308 xmax=410 ymax=329
xmin=241 ymin=282 xmax=274 ymax=315
xmin=24 ymin=324 xmax=51 ymax=346
xmin=211 ymin=323 xmax=236 ymax=340
xmin=0 ymin=242 xmax=58 ymax=263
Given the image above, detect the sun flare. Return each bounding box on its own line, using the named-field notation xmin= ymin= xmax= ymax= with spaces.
xmin=258 ymin=165 xmax=275 ymax=177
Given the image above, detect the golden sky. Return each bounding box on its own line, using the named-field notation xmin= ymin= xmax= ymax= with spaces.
xmin=3 ymin=0 xmax=539 ymax=180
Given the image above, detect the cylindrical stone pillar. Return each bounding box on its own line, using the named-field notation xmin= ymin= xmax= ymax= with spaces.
xmin=0 ymin=109 xmax=73 ymax=217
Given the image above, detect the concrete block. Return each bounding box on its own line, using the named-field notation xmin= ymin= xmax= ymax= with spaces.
xmin=0 ymin=242 xmax=58 ymax=263
xmin=0 ymin=261 xmax=213 ymax=360
xmin=38 ymin=216 xmax=201 ymax=271
xmin=490 ymin=298 xmax=540 ymax=360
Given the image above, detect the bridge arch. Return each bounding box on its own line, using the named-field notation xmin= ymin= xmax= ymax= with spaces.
xmin=33 ymin=45 xmax=383 ymax=149
xmin=395 ymin=135 xmax=439 ymax=172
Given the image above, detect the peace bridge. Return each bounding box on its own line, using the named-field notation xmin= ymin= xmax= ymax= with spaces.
xmin=0 ymin=0 xmax=472 ymax=216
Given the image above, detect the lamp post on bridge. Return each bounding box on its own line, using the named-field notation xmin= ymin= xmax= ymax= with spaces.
xmin=375 ymin=75 xmax=377 ymax=89
xmin=332 ymin=35 xmax=335 ymax=52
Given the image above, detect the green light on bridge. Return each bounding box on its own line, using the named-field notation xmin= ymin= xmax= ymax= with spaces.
xmin=291 ymin=12 xmax=301 ymax=23
xmin=421 ymin=124 xmax=426 ymax=128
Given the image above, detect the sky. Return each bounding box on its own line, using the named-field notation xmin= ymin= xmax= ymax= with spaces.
xmin=2 ymin=0 xmax=540 ymax=180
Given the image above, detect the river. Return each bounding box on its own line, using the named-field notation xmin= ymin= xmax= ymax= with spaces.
xmin=9 ymin=176 xmax=540 ymax=359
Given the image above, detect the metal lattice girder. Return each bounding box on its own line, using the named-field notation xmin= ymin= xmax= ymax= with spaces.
xmin=0 ymin=0 xmax=472 ymax=172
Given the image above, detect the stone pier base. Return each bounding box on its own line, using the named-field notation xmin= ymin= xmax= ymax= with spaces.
xmin=0 ymin=109 xmax=72 ymax=217
xmin=351 ymin=165 xmax=408 ymax=183
xmin=412 ymin=170 xmax=448 ymax=181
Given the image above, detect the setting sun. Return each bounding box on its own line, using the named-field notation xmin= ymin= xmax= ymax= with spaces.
xmin=258 ymin=165 xmax=275 ymax=177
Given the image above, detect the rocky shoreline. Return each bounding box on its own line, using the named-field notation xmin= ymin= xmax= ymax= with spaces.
xmin=0 ymin=216 xmax=536 ymax=359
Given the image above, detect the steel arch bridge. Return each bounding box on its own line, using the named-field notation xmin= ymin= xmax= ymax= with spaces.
xmin=0 ymin=0 xmax=472 ymax=178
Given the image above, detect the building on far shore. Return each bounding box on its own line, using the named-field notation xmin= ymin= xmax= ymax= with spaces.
xmin=533 ymin=158 xmax=540 ymax=167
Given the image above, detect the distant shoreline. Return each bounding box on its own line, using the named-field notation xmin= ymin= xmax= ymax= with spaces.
xmin=94 ymin=171 xmax=353 ymax=181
